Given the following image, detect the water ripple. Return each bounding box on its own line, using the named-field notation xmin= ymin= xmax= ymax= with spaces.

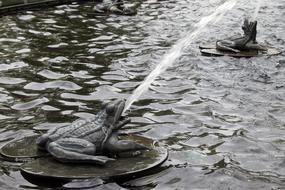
xmin=0 ymin=77 xmax=26 ymax=85
xmin=37 ymin=69 xmax=67 ymax=79
xmin=11 ymin=97 xmax=49 ymax=110
xmin=0 ymin=61 xmax=28 ymax=71
xmin=24 ymin=80 xmax=82 ymax=91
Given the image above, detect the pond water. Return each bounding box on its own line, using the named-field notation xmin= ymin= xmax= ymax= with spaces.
xmin=0 ymin=0 xmax=284 ymax=189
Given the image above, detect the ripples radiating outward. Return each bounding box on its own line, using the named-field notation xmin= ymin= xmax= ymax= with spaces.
xmin=0 ymin=0 xmax=285 ymax=189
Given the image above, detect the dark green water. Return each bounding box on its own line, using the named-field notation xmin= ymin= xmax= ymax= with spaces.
xmin=0 ymin=0 xmax=284 ymax=189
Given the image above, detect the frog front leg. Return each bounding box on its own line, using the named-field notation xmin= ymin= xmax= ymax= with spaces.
xmin=47 ymin=138 xmax=115 ymax=165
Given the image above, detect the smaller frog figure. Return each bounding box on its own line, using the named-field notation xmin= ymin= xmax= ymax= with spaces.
xmin=93 ymin=0 xmax=138 ymax=16
xmin=216 ymin=19 xmax=267 ymax=53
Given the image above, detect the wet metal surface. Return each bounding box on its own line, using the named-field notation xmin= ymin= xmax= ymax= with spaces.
xmin=0 ymin=0 xmax=284 ymax=189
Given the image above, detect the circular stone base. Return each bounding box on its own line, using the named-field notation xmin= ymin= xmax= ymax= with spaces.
xmin=18 ymin=134 xmax=167 ymax=185
xmin=199 ymin=44 xmax=281 ymax=57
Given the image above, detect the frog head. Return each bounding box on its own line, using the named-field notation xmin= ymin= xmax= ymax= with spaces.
xmin=102 ymin=99 xmax=130 ymax=130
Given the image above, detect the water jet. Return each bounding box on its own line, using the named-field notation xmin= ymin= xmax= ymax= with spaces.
xmin=123 ymin=0 xmax=238 ymax=113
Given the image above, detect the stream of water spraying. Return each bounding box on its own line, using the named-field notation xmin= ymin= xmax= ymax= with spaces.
xmin=252 ymin=0 xmax=262 ymax=20
xmin=123 ymin=0 xmax=238 ymax=113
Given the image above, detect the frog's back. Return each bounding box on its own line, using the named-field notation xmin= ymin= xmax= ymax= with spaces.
xmin=48 ymin=113 xmax=106 ymax=142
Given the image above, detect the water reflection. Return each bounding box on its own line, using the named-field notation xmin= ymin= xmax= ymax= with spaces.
xmin=0 ymin=0 xmax=285 ymax=189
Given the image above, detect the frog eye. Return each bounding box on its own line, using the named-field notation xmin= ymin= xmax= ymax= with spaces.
xmin=106 ymin=104 xmax=115 ymax=114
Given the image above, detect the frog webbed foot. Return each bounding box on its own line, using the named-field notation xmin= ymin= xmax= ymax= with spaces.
xmin=47 ymin=138 xmax=115 ymax=165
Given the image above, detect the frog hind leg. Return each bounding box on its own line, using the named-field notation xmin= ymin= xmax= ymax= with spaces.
xmin=104 ymin=133 xmax=149 ymax=154
xmin=216 ymin=40 xmax=241 ymax=53
xmin=47 ymin=138 xmax=115 ymax=165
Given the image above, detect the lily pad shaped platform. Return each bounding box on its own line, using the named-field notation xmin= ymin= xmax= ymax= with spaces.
xmin=199 ymin=44 xmax=281 ymax=57
xmin=0 ymin=134 xmax=168 ymax=185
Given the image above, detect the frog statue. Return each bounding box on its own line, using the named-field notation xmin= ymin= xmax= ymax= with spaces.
xmin=93 ymin=0 xmax=138 ymax=16
xmin=216 ymin=19 xmax=267 ymax=53
xmin=36 ymin=100 xmax=148 ymax=165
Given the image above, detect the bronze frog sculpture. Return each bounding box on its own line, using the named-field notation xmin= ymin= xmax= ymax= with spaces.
xmin=216 ymin=19 xmax=267 ymax=53
xmin=92 ymin=0 xmax=138 ymax=16
xmin=36 ymin=100 xmax=148 ymax=165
